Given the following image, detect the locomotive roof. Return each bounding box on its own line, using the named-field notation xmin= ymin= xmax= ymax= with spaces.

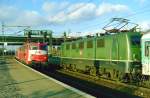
xmin=63 ymin=31 xmax=141 ymax=44
xmin=141 ymin=32 xmax=150 ymax=39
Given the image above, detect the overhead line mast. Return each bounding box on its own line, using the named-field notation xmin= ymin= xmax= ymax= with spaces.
xmin=1 ymin=22 xmax=5 ymax=57
xmin=1 ymin=23 xmax=31 ymax=56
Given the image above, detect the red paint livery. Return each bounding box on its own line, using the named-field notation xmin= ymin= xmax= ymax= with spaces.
xmin=16 ymin=42 xmax=48 ymax=65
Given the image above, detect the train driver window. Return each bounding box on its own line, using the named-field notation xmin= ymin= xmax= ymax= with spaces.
xmin=145 ymin=41 xmax=150 ymax=57
xmin=31 ymin=46 xmax=38 ymax=50
xmin=40 ymin=45 xmax=47 ymax=50
xmin=131 ymin=36 xmax=140 ymax=46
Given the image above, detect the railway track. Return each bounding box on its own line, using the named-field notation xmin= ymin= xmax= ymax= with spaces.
xmin=14 ymin=56 xmax=150 ymax=98
xmin=56 ymin=69 xmax=150 ymax=98
xmin=29 ymin=65 xmax=141 ymax=98
xmin=15 ymin=57 xmax=150 ymax=98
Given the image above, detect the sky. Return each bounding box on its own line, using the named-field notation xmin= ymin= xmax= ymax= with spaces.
xmin=0 ymin=0 xmax=150 ymax=37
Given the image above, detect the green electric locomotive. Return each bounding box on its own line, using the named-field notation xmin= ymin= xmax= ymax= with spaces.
xmin=61 ymin=31 xmax=141 ymax=80
xmin=49 ymin=18 xmax=142 ymax=81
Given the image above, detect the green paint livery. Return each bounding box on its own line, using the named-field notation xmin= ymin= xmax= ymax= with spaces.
xmin=61 ymin=32 xmax=141 ymax=76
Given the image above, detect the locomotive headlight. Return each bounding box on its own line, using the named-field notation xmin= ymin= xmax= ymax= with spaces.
xmin=44 ymin=56 xmax=47 ymax=59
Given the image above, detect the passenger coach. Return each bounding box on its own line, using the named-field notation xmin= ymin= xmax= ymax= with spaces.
xmin=141 ymin=32 xmax=150 ymax=76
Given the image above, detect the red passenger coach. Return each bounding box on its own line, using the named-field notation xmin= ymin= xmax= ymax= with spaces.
xmin=16 ymin=42 xmax=48 ymax=65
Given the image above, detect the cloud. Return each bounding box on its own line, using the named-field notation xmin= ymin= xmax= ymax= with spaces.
xmin=42 ymin=2 xmax=56 ymax=12
xmin=137 ymin=0 xmax=147 ymax=4
xmin=139 ymin=21 xmax=150 ymax=31
xmin=14 ymin=10 xmax=48 ymax=26
xmin=0 ymin=5 xmax=49 ymax=26
xmin=48 ymin=2 xmax=128 ymax=24
xmin=96 ymin=3 xmax=128 ymax=16
xmin=48 ymin=12 xmax=67 ymax=24
xmin=42 ymin=1 xmax=69 ymax=13
xmin=47 ymin=2 xmax=96 ymax=24
xmin=0 ymin=2 xmax=129 ymax=27
xmin=68 ymin=3 xmax=96 ymax=21
xmin=0 ymin=6 xmax=19 ymax=22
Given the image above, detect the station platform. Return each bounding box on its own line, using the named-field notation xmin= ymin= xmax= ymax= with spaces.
xmin=0 ymin=57 xmax=95 ymax=98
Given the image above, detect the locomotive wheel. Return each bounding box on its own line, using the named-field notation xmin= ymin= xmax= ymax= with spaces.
xmin=112 ymin=70 xmax=123 ymax=80
xmin=90 ymin=67 xmax=96 ymax=76
xmin=69 ymin=64 xmax=72 ymax=70
xmin=121 ymin=73 xmax=133 ymax=83
xmin=62 ymin=64 xmax=67 ymax=70
xmin=104 ymin=72 xmax=111 ymax=79
xmin=66 ymin=64 xmax=71 ymax=70
xmin=118 ymin=72 xmax=124 ymax=81
xmin=109 ymin=69 xmax=116 ymax=79
xmin=128 ymin=73 xmax=133 ymax=83
xmin=72 ymin=65 xmax=77 ymax=72
xmin=116 ymin=70 xmax=119 ymax=78
xmin=85 ymin=66 xmax=90 ymax=73
xmin=141 ymin=75 xmax=150 ymax=88
xmin=114 ymin=70 xmax=121 ymax=81
xmin=113 ymin=69 xmax=119 ymax=79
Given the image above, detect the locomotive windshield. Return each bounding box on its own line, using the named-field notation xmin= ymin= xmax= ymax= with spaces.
xmin=131 ymin=36 xmax=140 ymax=45
xmin=31 ymin=46 xmax=38 ymax=50
xmin=40 ymin=45 xmax=47 ymax=50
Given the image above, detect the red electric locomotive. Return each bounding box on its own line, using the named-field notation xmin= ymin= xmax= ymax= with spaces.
xmin=16 ymin=42 xmax=48 ymax=65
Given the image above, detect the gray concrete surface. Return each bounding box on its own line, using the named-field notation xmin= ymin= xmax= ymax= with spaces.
xmin=0 ymin=57 xmax=94 ymax=98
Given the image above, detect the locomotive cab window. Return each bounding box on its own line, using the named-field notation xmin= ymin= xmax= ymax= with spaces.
xmin=131 ymin=36 xmax=140 ymax=45
xmin=145 ymin=41 xmax=150 ymax=57
xmin=87 ymin=40 xmax=93 ymax=48
xmin=31 ymin=46 xmax=38 ymax=50
xmin=40 ymin=45 xmax=47 ymax=50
